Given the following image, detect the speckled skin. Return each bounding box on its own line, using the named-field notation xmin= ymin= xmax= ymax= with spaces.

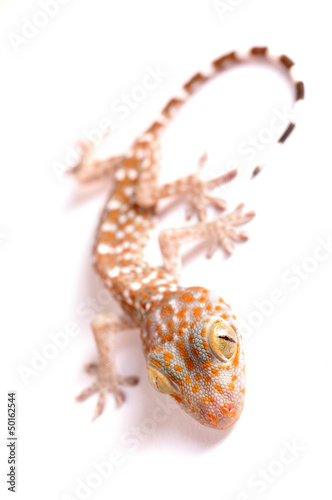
xmin=74 ymin=47 xmax=304 ymax=429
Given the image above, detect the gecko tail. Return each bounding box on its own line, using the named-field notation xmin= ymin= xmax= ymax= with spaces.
xmin=145 ymin=47 xmax=304 ymax=169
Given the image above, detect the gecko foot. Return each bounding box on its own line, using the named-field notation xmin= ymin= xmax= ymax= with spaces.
xmin=75 ymin=313 xmax=139 ymax=420
xmin=185 ymin=153 xmax=238 ymax=221
xmin=206 ymin=203 xmax=255 ymax=258
xmin=76 ymin=368 xmax=139 ymax=421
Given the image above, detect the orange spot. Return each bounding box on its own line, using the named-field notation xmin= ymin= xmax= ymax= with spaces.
xmin=193 ymin=307 xmax=202 ymax=317
xmin=161 ymin=304 xmax=174 ymax=318
xmin=150 ymin=359 xmax=161 ymax=368
xmin=228 ymin=382 xmax=235 ymax=391
xmin=201 ymin=328 xmax=207 ymax=337
xmin=192 ymin=384 xmax=199 ymax=393
xmin=185 ymin=375 xmax=191 ymax=384
xmin=156 ymin=324 xmax=162 ymax=335
xmin=215 ymin=305 xmax=222 ymax=312
xmin=174 ymin=365 xmax=182 ymax=372
xmin=179 ymin=292 xmax=194 ymax=303
xmin=205 ymin=375 xmax=211 ymax=383
xmin=180 ymin=348 xmax=188 ymax=359
xmin=214 ymin=384 xmax=223 ymax=394
xmin=195 ymin=373 xmax=201 ymax=381
xmin=192 ymin=348 xmax=199 ymax=357
xmin=189 ymin=334 xmax=194 ymax=343
xmin=202 ymin=341 xmax=209 ymax=350
xmin=176 ymin=339 xmax=185 ymax=349
xmin=186 ymin=359 xmax=195 ymax=371
xmin=177 ymin=308 xmax=187 ymax=319
xmin=165 ymin=361 xmax=170 ymax=367
xmin=179 ymin=321 xmax=188 ymax=329
xmin=202 ymin=395 xmax=214 ymax=404
xmin=164 ymin=352 xmax=173 ymax=360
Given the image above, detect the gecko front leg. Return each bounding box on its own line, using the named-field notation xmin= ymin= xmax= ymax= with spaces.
xmin=76 ymin=314 xmax=139 ymax=420
xmin=158 ymin=203 xmax=255 ymax=276
xmin=69 ymin=135 xmax=124 ymax=184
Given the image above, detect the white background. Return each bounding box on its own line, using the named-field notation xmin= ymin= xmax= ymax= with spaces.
xmin=1 ymin=1 xmax=332 ymax=499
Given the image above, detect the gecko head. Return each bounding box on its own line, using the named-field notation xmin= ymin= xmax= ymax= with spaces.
xmin=143 ymin=287 xmax=246 ymax=430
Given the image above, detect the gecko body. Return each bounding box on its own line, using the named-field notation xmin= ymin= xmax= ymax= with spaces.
xmin=73 ymin=47 xmax=304 ymax=429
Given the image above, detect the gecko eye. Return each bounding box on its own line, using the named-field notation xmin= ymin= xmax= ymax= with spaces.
xmin=147 ymin=365 xmax=180 ymax=395
xmin=208 ymin=319 xmax=237 ymax=362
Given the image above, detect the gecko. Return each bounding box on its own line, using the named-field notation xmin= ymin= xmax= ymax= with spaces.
xmin=70 ymin=47 xmax=304 ymax=430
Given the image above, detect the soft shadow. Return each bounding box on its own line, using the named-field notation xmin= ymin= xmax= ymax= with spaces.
xmin=65 ymin=175 xmax=114 ymax=211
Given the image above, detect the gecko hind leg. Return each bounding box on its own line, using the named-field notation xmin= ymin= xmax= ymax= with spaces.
xmin=76 ymin=314 xmax=138 ymax=420
xmin=159 ymin=203 xmax=255 ymax=276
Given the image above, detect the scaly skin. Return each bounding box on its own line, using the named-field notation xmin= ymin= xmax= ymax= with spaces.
xmin=73 ymin=47 xmax=304 ymax=429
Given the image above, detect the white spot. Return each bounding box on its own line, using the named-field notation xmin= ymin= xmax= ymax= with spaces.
xmin=108 ymin=267 xmax=120 ymax=278
xmin=135 ymin=148 xmax=146 ymax=159
xmin=115 ymin=168 xmax=126 ymax=181
xmin=118 ymin=214 xmax=127 ymax=224
xmin=142 ymin=158 xmax=150 ymax=168
xmin=123 ymin=253 xmax=133 ymax=260
xmin=125 ymin=224 xmax=134 ymax=233
xmin=124 ymin=186 xmax=134 ymax=197
xmin=116 ymin=230 xmax=125 ymax=240
xmin=128 ymin=169 xmax=138 ymax=180
xmin=101 ymin=222 xmax=116 ymax=232
xmin=107 ymin=199 xmax=121 ymax=210
xmin=97 ymin=243 xmax=114 ymax=255
xmin=130 ymin=282 xmax=141 ymax=290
